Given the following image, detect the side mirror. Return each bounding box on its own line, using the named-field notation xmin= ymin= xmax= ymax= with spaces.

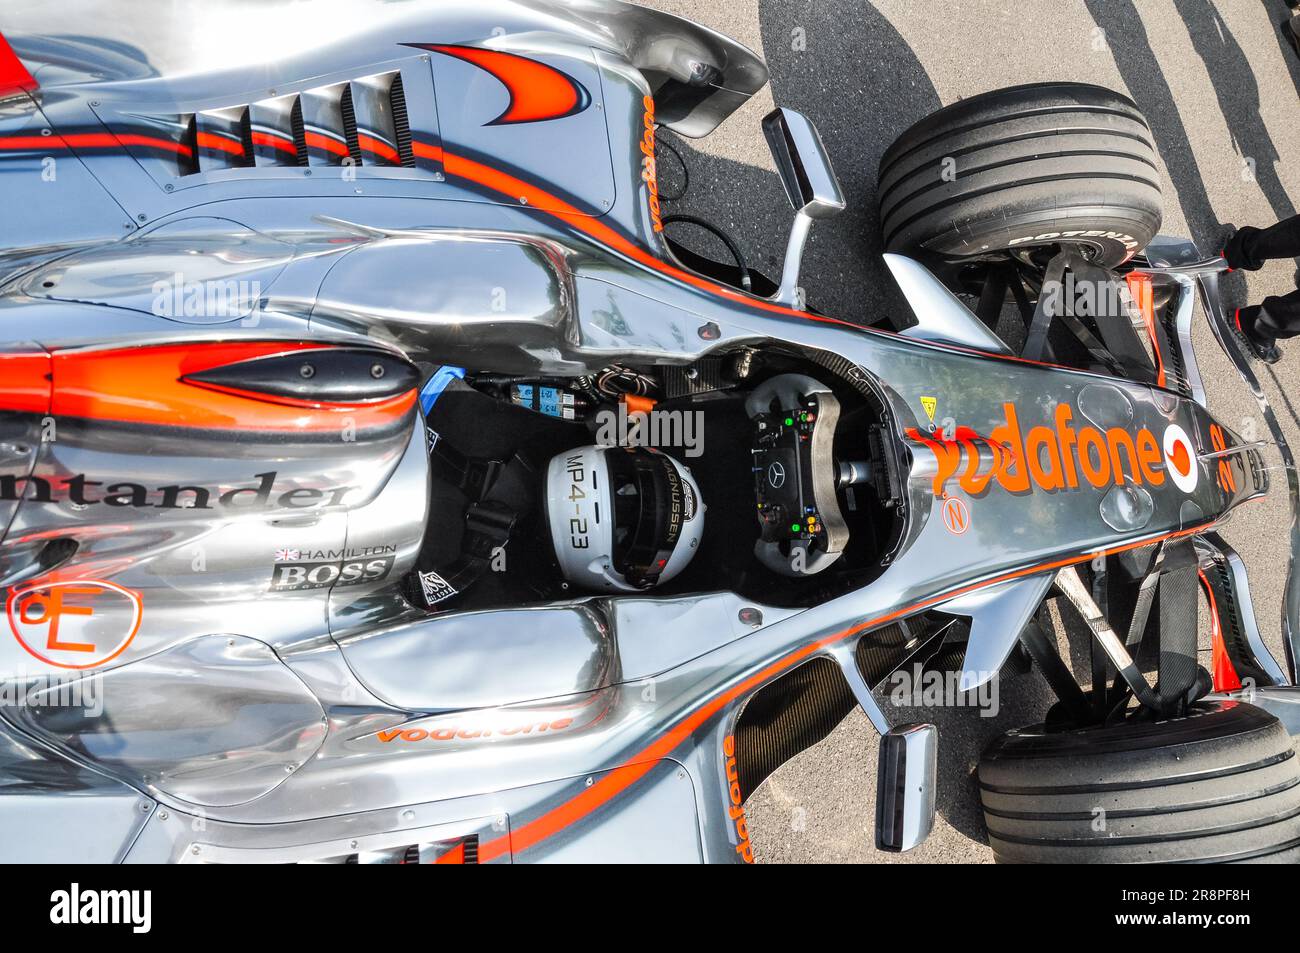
xmin=763 ymin=107 xmax=846 ymax=218
xmin=762 ymin=108 xmax=845 ymax=307
xmin=825 ymin=640 xmax=937 ymax=853
xmin=876 ymin=723 xmax=938 ymax=852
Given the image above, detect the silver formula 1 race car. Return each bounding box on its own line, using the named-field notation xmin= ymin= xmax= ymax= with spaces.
xmin=2 ymin=0 xmax=1299 ymax=865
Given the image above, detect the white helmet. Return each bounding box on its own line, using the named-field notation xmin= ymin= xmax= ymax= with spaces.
xmin=545 ymin=445 xmax=705 ymax=592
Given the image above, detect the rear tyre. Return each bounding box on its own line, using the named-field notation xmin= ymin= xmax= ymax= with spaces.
xmin=878 ymin=82 xmax=1162 ymax=272
xmin=978 ymin=702 xmax=1300 ymax=864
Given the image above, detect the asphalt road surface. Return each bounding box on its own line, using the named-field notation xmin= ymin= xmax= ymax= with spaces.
xmin=637 ymin=0 xmax=1300 ymax=863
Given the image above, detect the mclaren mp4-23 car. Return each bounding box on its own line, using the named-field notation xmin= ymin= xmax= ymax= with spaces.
xmin=0 ymin=0 xmax=1299 ymax=863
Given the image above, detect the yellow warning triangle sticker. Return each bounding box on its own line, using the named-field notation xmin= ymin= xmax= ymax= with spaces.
xmin=920 ymin=396 xmax=937 ymax=424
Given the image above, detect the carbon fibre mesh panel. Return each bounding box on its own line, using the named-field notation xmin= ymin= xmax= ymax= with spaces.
xmin=733 ymin=623 xmax=918 ymax=801
xmin=1209 ymin=561 xmax=1275 ymax=687
xmin=1157 ymin=540 xmax=1200 ymax=712
xmin=733 ymin=657 xmax=855 ymax=802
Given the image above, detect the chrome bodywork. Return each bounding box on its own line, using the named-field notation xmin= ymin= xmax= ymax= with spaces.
xmin=0 ymin=0 xmax=1292 ymax=863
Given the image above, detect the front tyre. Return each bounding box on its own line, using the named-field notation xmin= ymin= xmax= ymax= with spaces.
xmin=978 ymin=702 xmax=1300 ymax=863
xmin=878 ymin=82 xmax=1162 ymax=271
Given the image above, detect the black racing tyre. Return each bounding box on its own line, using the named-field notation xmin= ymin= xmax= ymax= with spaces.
xmin=978 ymin=702 xmax=1300 ymax=864
xmin=878 ymin=82 xmax=1162 ymax=271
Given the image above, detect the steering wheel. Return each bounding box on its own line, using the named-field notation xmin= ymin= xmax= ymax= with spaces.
xmin=745 ymin=373 xmax=849 ymax=577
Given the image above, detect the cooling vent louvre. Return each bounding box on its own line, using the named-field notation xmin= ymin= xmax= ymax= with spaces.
xmin=192 ymin=105 xmax=254 ymax=171
xmin=178 ymin=70 xmax=410 ymax=175
xmin=179 ymin=115 xmax=200 ymax=176
xmin=238 ymin=110 xmax=254 ymax=162
xmin=312 ymin=834 xmax=479 ymax=864
xmin=338 ymin=85 xmax=364 ymax=165
xmin=289 ymin=98 xmax=308 ymax=166
xmin=389 ymin=74 xmax=415 ymax=168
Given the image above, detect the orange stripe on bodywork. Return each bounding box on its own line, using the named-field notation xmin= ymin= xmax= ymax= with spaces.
xmin=412 ymin=140 xmax=443 ymax=165
xmin=426 ymin=45 xmax=583 ymax=125
xmin=0 ymin=132 xmax=194 ymax=157
xmin=441 ymin=148 xmax=859 ymax=329
xmin=434 ymin=842 xmax=466 ymax=864
xmin=50 ymin=342 xmax=414 ymax=432
xmin=111 ymin=133 xmax=195 ymax=157
xmin=305 ymin=131 xmax=349 ymax=158
xmin=251 ymin=130 xmax=297 ymax=156
xmin=0 ymin=351 xmax=52 ymax=413
xmin=358 ymin=133 xmax=399 ymax=164
xmin=478 ymin=519 xmax=1218 ymax=861
xmin=196 ymin=131 xmax=244 ymax=157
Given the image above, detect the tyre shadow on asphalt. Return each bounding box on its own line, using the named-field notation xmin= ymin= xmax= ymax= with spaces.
xmin=657 ymin=0 xmax=939 ymax=328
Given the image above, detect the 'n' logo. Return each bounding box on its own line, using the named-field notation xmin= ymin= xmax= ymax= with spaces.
xmin=941 ymin=496 xmax=971 ymax=536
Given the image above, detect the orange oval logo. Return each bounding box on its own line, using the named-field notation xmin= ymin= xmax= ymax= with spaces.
xmin=942 ymin=497 xmax=971 ymax=535
xmin=7 ymin=580 xmax=142 ymax=669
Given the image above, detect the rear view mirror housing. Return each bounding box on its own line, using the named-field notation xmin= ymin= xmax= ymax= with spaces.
xmin=876 ymin=723 xmax=938 ymax=852
xmin=762 ymin=108 xmax=845 ymax=307
xmin=762 ymin=107 xmax=846 ymax=219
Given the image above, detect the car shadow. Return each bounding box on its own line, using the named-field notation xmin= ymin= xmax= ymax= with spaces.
xmin=658 ymin=0 xmax=941 ymax=326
